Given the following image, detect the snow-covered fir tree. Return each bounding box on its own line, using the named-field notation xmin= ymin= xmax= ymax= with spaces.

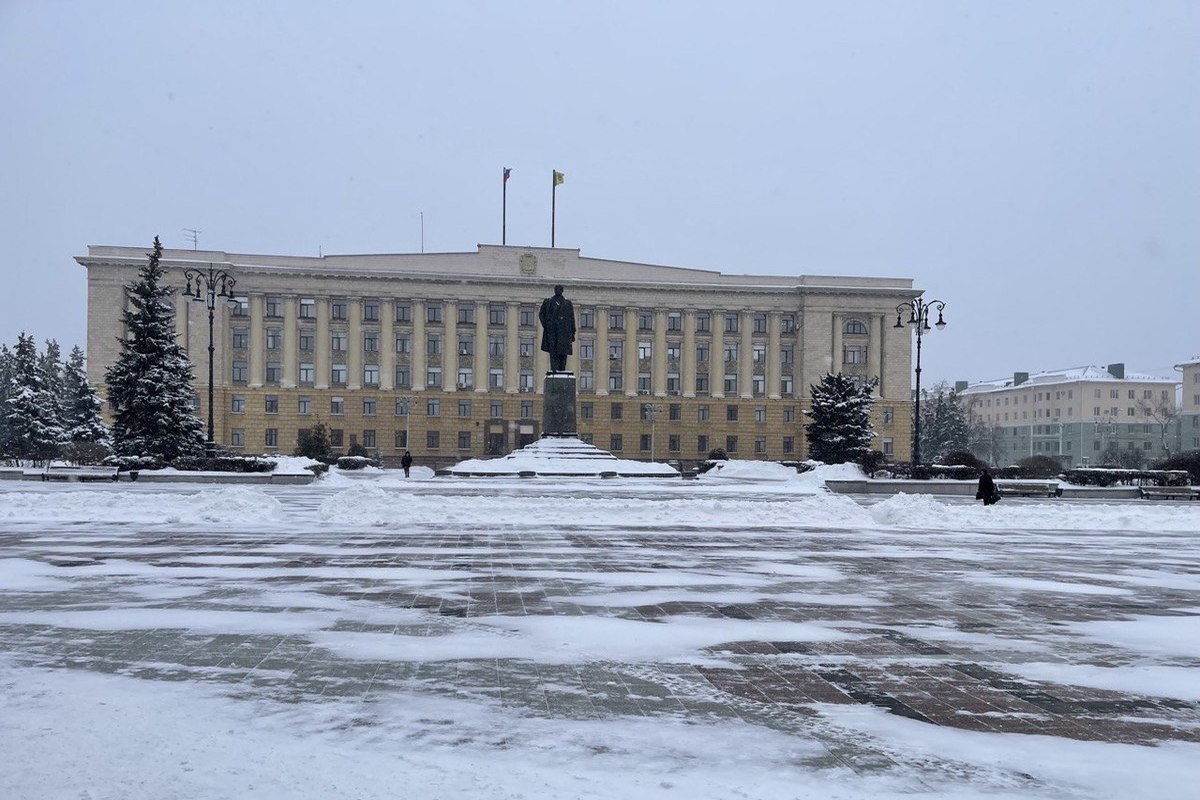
xmin=104 ymin=236 xmax=206 ymax=462
xmin=62 ymin=345 xmax=111 ymax=447
xmin=804 ymin=373 xmax=877 ymax=463
xmin=38 ymin=338 xmax=66 ymax=436
xmin=0 ymin=344 xmax=13 ymax=460
xmin=917 ymin=384 xmax=970 ymax=463
xmin=6 ymin=332 xmax=67 ymax=464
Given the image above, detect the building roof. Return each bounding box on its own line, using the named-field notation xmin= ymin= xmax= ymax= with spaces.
xmin=960 ymin=365 xmax=1178 ymax=395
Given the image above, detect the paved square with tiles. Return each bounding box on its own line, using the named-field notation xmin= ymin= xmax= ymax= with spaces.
xmin=2 ymin=481 xmax=1199 ymax=798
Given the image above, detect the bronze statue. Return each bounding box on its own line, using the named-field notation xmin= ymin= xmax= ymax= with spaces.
xmin=538 ymin=284 xmax=576 ymax=372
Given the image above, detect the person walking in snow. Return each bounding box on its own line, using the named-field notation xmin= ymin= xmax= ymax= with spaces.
xmin=976 ymin=468 xmax=999 ymax=506
xmin=401 ymin=450 xmax=413 ymax=478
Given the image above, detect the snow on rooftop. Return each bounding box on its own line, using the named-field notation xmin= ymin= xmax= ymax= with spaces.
xmin=961 ymin=364 xmax=1177 ymax=393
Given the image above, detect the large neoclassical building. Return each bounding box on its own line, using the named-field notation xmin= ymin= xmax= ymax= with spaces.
xmin=79 ymin=244 xmax=918 ymax=467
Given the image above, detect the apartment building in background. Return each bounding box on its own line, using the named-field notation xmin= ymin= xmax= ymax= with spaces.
xmin=78 ymin=244 xmax=919 ymax=468
xmin=959 ymin=363 xmax=1185 ymax=468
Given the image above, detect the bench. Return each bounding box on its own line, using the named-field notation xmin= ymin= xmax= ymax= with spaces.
xmin=996 ymin=481 xmax=1060 ymax=498
xmin=41 ymin=467 xmax=119 ymax=483
xmin=1139 ymin=486 xmax=1198 ymax=501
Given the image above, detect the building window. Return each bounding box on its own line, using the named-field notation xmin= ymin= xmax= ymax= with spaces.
xmin=724 ymin=374 xmax=737 ymax=394
xmin=329 ymin=429 xmax=343 ymax=448
xmin=394 ymin=398 xmax=410 ymax=416
xmin=520 ymin=337 xmax=534 ymax=358
xmin=427 ymin=335 xmax=441 ymax=356
xmin=727 ymin=405 xmax=739 ymax=421
xmin=394 ymin=301 xmax=412 ymax=322
xmin=781 ymin=376 xmax=793 ymax=396
xmin=638 ymin=341 xmax=652 ymax=360
xmin=696 ymin=312 xmax=711 ymax=333
xmin=610 ymin=434 xmax=623 ymax=451
xmin=753 ymin=314 xmax=767 ymax=333
xmin=695 ymin=342 xmax=710 ymax=364
xmin=331 ymin=364 xmax=348 ymax=385
xmin=361 ymin=364 xmax=378 ymax=386
xmin=883 ymin=406 xmax=894 ymax=424
xmin=843 ymin=319 xmax=868 ymax=335
xmin=754 ymin=406 xmax=766 ymax=423
xmin=752 ymin=375 xmax=765 ymax=395
xmin=427 ymin=303 xmax=443 ymax=324
xmin=427 ymin=430 xmax=440 ymax=449
xmin=724 ymin=313 xmax=739 ymax=333
xmin=265 ymin=428 xmax=279 ymax=449
xmin=698 ymin=404 xmax=710 ymax=422
xmin=395 ymin=366 xmax=411 ymax=388
xmin=232 ymin=329 xmax=248 ymax=349
xmin=330 ymin=299 xmax=348 ymax=320
xmin=265 ymin=297 xmax=282 ymax=317
xmin=637 ymin=373 xmax=651 ymax=393
xmin=519 ymin=370 xmax=535 ymax=392
xmin=458 ymin=431 xmax=471 ymax=449
xmin=695 ymin=374 xmax=709 ymax=394
xmin=752 ymin=343 xmax=766 ymax=364
xmin=609 ymin=373 xmax=623 ymax=392
xmin=298 ymin=396 xmax=311 ymax=415
xmin=784 ymin=406 xmax=796 ymax=423
xmin=697 ymin=434 xmax=709 ymax=453
xmin=230 ymin=428 xmax=245 ymax=447
xmin=490 ymin=400 xmax=503 ymax=417
xmin=579 ymin=371 xmax=594 ymax=390
xmin=638 ymin=310 xmax=654 ymax=330
xmin=781 ymin=314 xmax=795 ymax=333
xmin=427 ymin=367 xmax=442 ymax=388
xmin=331 ymin=396 xmax=344 ymax=415
xmin=359 ymin=429 xmax=375 ymax=449
xmin=231 ymin=394 xmax=245 ymax=413
xmin=265 ymin=395 xmax=279 ymax=414
xmin=299 ymin=363 xmax=315 ymax=384
xmin=782 ymin=436 xmax=794 ymax=454
xmin=489 ymin=304 xmax=506 ymax=325
xmin=611 ymin=402 xmax=623 ymax=420
xmin=667 ymin=312 xmax=682 ymax=331
xmin=580 ymin=339 xmax=594 ymax=359
xmin=755 ymin=437 xmax=766 ymax=454
xmin=457 ymin=305 xmax=475 ymax=324
xmin=843 ymin=345 xmax=866 ymax=365
xmin=363 ymin=398 xmax=377 ymax=416
xmin=299 ymin=298 xmax=316 ymax=318
xmin=427 ymin=398 xmax=441 ymax=417
xmin=266 ymin=328 xmax=282 ymax=350
xmin=639 ymin=433 xmax=652 ymax=451
xmin=609 ymin=309 xmax=625 ymax=330
xmin=666 ymin=343 xmax=681 ymax=362
xmin=232 ymin=360 xmax=248 ymax=382
xmin=724 ymin=342 xmax=738 ymax=363
xmin=883 ymin=438 xmax=894 ymax=456
xmin=667 ymin=373 xmax=680 ymax=394
xmin=580 ymin=402 xmax=593 ymax=420
xmin=489 ymin=368 xmax=504 ymax=389
xmin=609 ymin=341 xmax=624 ymax=360
xmin=362 ymin=300 xmax=379 ymax=322
xmin=488 ymin=335 xmax=505 ymax=357
xmin=579 ymin=307 xmax=594 ymax=328
xmin=726 ymin=435 xmax=738 ymax=452
xmin=520 ymin=305 xmax=536 ymax=327
xmin=458 ymin=336 xmax=474 ymax=356
xmin=299 ymin=330 xmax=315 ymax=351
xmin=232 ymin=296 xmax=249 ymax=317
xmin=667 ymin=404 xmax=681 ymax=422
xmin=266 ymin=362 xmax=282 ymax=383
xmin=331 ymin=331 xmax=348 ymax=352
xmin=455 ymin=399 xmax=472 ymax=418
xmin=363 ymin=332 xmax=379 ymax=353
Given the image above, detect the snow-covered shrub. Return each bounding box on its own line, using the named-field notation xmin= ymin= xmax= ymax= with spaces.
xmin=336 ymin=455 xmax=378 ymax=470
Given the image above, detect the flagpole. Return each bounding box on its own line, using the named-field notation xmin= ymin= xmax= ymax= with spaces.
xmin=502 ymin=168 xmax=508 ymax=245
xmin=551 ymin=170 xmax=557 ymax=248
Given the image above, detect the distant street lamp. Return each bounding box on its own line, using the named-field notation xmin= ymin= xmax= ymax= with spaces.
xmin=396 ymin=395 xmax=416 ymax=450
xmin=894 ymin=297 xmax=947 ymax=466
xmin=644 ymin=402 xmax=664 ymax=462
xmin=183 ymin=263 xmax=237 ymax=457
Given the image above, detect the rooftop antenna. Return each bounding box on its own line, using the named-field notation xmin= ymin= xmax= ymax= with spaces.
xmin=420 ymin=212 xmax=425 ymax=253
xmin=183 ymin=228 xmax=200 ymax=250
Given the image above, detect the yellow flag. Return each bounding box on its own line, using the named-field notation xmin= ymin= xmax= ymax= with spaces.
xmin=553 ymin=170 xmax=565 ymax=186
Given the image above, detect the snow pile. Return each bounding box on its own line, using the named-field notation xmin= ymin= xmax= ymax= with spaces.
xmin=267 ymin=455 xmax=322 ymax=475
xmin=698 ymin=460 xmax=804 ymax=483
xmin=793 ymin=462 xmax=866 ymax=491
xmin=448 ymin=436 xmax=679 ymax=477
xmin=867 ymin=492 xmax=1200 ymax=532
xmin=0 ymin=487 xmax=284 ymax=525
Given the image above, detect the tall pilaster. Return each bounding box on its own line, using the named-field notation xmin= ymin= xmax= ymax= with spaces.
xmin=711 ymin=308 xmax=725 ymax=399
xmin=832 ymin=314 xmax=843 ymax=377
xmin=594 ymin=305 xmax=609 ymax=396
xmin=767 ymin=312 xmax=781 ymax=400
xmin=281 ymin=295 xmax=298 ymax=389
xmin=504 ymin=301 xmax=519 ymax=393
xmin=348 ymin=299 xmax=363 ymax=391
xmin=380 ymin=299 xmax=395 ymax=390
xmin=315 ymin=297 xmax=330 ymax=390
xmin=474 ymin=300 xmax=488 ymax=393
xmin=623 ymin=307 xmax=638 ymax=397
xmin=653 ymin=308 xmax=668 ymax=396
xmin=869 ymin=314 xmax=883 ymax=393
xmin=739 ymin=310 xmax=753 ymax=399
xmin=248 ymin=294 xmax=265 ymax=387
xmin=412 ymin=300 xmax=426 ymax=391
xmin=681 ymin=309 xmax=696 ymax=398
xmin=444 ymin=301 xmax=457 ymax=393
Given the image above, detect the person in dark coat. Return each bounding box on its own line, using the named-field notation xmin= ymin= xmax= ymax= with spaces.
xmin=976 ymin=468 xmax=999 ymax=506
xmin=538 ymin=285 xmax=576 ymax=372
xmin=401 ymin=450 xmax=413 ymax=478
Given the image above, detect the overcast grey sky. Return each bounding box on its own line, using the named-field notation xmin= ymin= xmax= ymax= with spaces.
xmin=2 ymin=1 xmax=1196 ymax=386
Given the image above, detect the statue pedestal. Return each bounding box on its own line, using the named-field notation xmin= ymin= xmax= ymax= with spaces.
xmin=542 ymin=371 xmax=576 ymax=437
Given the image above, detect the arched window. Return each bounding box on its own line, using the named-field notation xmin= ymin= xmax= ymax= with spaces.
xmin=843 ymin=319 xmax=868 ymax=335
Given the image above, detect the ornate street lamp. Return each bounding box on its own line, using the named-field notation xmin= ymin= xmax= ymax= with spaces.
xmin=183 ymin=263 xmax=238 ymax=457
xmin=894 ymin=297 xmax=947 ymax=466
xmin=396 ymin=395 xmax=416 ymax=451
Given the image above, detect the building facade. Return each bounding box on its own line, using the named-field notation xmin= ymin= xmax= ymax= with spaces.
xmin=960 ymin=363 xmax=1183 ymax=468
xmin=1177 ymin=357 xmax=1200 ymax=454
xmin=79 ymin=244 xmax=919 ymax=467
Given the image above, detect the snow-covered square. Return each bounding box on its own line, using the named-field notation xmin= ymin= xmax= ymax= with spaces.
xmin=3 ymin=468 xmax=1200 ymax=799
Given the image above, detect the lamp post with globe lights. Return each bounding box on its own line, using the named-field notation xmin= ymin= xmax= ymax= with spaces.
xmin=894 ymin=297 xmax=947 ymax=466
xmin=183 ymin=263 xmax=238 ymax=457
